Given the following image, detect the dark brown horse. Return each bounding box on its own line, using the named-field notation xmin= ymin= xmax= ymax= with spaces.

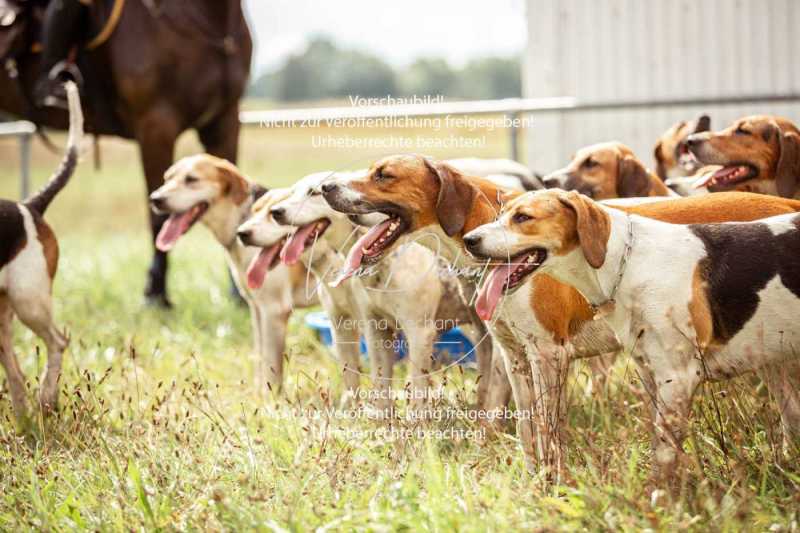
xmin=0 ymin=0 xmax=252 ymax=306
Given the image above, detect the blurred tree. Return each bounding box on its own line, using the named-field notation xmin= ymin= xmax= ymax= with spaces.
xmin=398 ymin=58 xmax=456 ymax=97
xmin=456 ymin=57 xmax=521 ymax=99
xmin=247 ymin=36 xmax=521 ymax=101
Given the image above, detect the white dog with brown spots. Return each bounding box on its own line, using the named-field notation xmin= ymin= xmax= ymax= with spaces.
xmin=238 ymin=170 xmax=486 ymax=411
xmin=149 ymin=156 xmax=316 ymax=394
xmin=0 ymin=82 xmax=81 ymax=421
xmin=464 ymin=189 xmax=800 ymax=480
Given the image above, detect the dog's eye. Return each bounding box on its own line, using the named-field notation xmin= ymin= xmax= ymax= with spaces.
xmin=582 ymin=158 xmax=598 ymax=169
xmin=185 ymin=175 xmax=199 ymax=184
xmin=512 ymin=213 xmax=532 ymax=224
xmin=307 ymin=189 xmax=320 ymax=197
xmin=735 ymin=126 xmax=751 ymax=136
xmin=375 ymin=170 xmax=393 ymax=182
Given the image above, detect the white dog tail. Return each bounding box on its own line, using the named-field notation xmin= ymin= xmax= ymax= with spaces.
xmin=24 ymin=81 xmax=83 ymax=215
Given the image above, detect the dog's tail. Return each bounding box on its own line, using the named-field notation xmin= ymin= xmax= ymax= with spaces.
xmin=24 ymin=81 xmax=83 ymax=216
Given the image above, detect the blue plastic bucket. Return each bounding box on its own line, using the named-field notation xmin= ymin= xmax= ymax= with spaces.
xmin=304 ymin=311 xmax=476 ymax=364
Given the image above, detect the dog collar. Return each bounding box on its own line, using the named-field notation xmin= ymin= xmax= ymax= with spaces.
xmin=592 ymin=214 xmax=634 ymax=320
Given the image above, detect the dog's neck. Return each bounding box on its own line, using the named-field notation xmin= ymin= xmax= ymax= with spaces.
xmin=203 ymin=183 xmax=262 ymax=250
xmin=543 ymin=207 xmax=633 ymax=313
xmin=301 ymin=217 xmax=358 ymax=285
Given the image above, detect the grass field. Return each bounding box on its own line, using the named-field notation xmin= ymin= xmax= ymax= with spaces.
xmin=0 ymin=121 xmax=799 ymax=531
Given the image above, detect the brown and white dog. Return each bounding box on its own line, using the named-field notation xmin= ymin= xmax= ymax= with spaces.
xmin=239 ymin=170 xmax=485 ymax=410
xmin=149 ymin=155 xmax=316 ymax=394
xmin=653 ymin=114 xmax=711 ymax=182
xmin=542 ymin=142 xmax=674 ymax=200
xmin=0 ymin=82 xmax=81 ymax=420
xmin=464 ymin=189 xmax=800 ymax=479
xmin=687 ymin=115 xmax=800 ymax=198
xmin=322 ymin=154 xmax=800 ymax=477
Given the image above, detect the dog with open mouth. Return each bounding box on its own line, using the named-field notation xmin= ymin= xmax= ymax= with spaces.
xmin=240 ymin=169 xmax=485 ymax=411
xmin=149 ymin=155 xmax=316 ymax=395
xmin=653 ymin=114 xmax=711 ymax=184
xmin=322 ymin=155 xmax=554 ymax=415
xmin=322 ymin=153 xmax=800 ymax=479
xmin=686 ymin=115 xmax=800 ymax=198
xmin=464 ymin=189 xmax=800 ymax=483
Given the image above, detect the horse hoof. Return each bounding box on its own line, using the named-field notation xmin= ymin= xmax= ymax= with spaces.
xmin=144 ymin=293 xmax=173 ymax=309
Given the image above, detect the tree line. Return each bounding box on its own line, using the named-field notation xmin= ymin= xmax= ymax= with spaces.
xmin=248 ymin=36 xmax=521 ymax=102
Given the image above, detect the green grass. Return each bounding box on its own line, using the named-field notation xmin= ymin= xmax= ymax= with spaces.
xmin=0 ymin=122 xmax=798 ymax=530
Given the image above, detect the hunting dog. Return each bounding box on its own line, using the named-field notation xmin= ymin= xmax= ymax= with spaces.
xmin=239 ymin=170 xmax=490 ymax=411
xmin=464 ymin=189 xmax=800 ymax=479
xmin=0 ymin=81 xmax=81 ymax=420
xmin=321 ymin=154 xmax=800 ymax=477
xmin=687 ymin=115 xmax=800 ymax=198
xmin=653 ymin=114 xmax=711 ymax=183
xmin=542 ymin=142 xmax=674 ymax=200
xmin=149 ymin=155 xmax=316 ymax=394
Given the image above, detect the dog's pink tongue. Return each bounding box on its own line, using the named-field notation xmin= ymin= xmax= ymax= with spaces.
xmin=156 ymin=210 xmax=196 ymax=252
xmin=475 ymin=263 xmax=515 ymax=321
xmin=330 ymin=218 xmax=393 ymax=287
xmin=280 ymin=223 xmax=319 ymax=265
xmin=246 ymin=243 xmax=281 ymax=289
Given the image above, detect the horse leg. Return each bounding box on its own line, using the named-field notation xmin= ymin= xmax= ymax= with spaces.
xmin=136 ymin=106 xmax=180 ymax=307
xmin=198 ymin=104 xmax=245 ymax=301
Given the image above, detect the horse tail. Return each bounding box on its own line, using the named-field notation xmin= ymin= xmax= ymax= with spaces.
xmin=24 ymin=81 xmax=83 ymax=215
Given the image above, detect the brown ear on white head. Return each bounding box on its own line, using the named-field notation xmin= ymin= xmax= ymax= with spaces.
xmin=215 ymin=159 xmax=250 ymax=204
xmin=617 ymin=155 xmax=652 ymax=197
xmin=558 ymin=191 xmax=610 ymax=269
xmin=424 ymin=158 xmax=476 ymax=236
xmin=653 ymin=140 xmax=667 ymax=181
xmin=775 ymin=129 xmax=800 ymax=198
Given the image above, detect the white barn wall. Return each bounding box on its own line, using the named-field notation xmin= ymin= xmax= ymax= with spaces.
xmin=524 ymin=0 xmax=800 ymax=173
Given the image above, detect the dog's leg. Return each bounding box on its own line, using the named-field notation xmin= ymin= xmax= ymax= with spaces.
xmin=0 ymin=296 xmax=29 ymax=420
xmin=497 ymin=340 xmax=539 ymax=474
xmin=585 ymin=352 xmax=616 ymax=395
xmin=247 ymin=300 xmax=264 ymax=382
xmin=329 ymin=311 xmax=362 ymax=406
xmin=405 ymin=325 xmax=437 ymax=411
xmin=529 ymin=341 xmax=572 ymax=479
xmin=483 ymin=341 xmax=513 ymax=418
xmin=648 ymin=363 xmax=702 ymax=487
xmin=759 ymin=360 xmax=800 ymax=456
xmin=11 ymin=289 xmax=67 ymax=413
xmin=257 ymin=304 xmax=289 ymax=396
xmin=363 ymin=320 xmax=395 ymax=414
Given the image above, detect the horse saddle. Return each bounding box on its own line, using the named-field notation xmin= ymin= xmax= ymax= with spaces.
xmin=0 ymin=0 xmax=44 ymax=62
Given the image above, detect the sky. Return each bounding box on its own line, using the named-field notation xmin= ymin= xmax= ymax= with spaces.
xmin=242 ymin=0 xmax=528 ymax=76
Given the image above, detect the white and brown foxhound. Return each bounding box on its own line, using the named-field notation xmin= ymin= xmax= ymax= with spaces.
xmin=148 ymin=155 xmax=316 ymax=395
xmin=0 ymin=82 xmax=81 ymax=420
xmin=464 ymin=189 xmax=800 ymax=478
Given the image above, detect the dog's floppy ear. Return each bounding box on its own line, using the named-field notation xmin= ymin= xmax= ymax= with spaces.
xmin=558 ymin=191 xmax=610 ymax=269
xmin=775 ymin=128 xmax=800 ymax=198
xmin=693 ymin=114 xmax=711 ymax=134
xmin=617 ymin=155 xmax=652 ymax=197
xmin=653 ymin=140 xmax=667 ymax=181
xmin=424 ymin=158 xmax=475 ymax=236
xmin=215 ymin=159 xmax=250 ymax=204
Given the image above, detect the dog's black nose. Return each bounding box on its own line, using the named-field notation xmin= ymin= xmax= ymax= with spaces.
xmin=150 ymin=196 xmax=166 ymax=210
xmin=321 ymin=182 xmax=337 ymax=194
xmin=686 ymin=134 xmax=703 ymax=148
xmin=237 ymin=229 xmax=252 ymax=244
xmin=542 ymin=177 xmax=560 ymax=189
xmin=463 ymin=234 xmax=482 ymax=251
xmin=270 ymin=207 xmax=286 ymax=224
